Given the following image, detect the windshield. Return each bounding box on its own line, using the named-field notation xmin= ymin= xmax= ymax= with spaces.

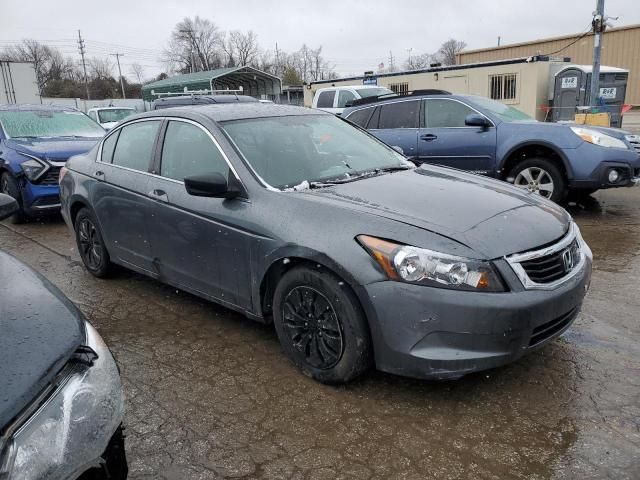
xmin=222 ymin=114 xmax=409 ymax=189
xmin=0 ymin=110 xmax=105 ymax=138
xmin=97 ymin=109 xmax=135 ymax=123
xmin=355 ymin=87 xmax=395 ymax=98
xmin=468 ymin=96 xmax=533 ymax=122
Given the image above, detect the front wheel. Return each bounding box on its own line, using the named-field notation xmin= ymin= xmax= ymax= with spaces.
xmin=74 ymin=208 xmax=113 ymax=278
xmin=508 ymin=158 xmax=566 ymax=203
xmin=273 ymin=266 xmax=372 ymax=384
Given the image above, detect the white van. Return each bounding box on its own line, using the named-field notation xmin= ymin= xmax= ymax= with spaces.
xmin=312 ymin=85 xmax=394 ymax=115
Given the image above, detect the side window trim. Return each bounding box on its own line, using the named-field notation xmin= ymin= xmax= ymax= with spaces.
xmin=156 ymin=117 xmax=245 ymax=187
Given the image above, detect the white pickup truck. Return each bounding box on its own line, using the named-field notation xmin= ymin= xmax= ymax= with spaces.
xmin=312 ymin=85 xmax=394 ymax=115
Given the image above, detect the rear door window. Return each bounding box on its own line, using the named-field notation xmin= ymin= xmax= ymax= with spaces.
xmin=425 ymin=99 xmax=476 ymax=128
xmin=111 ymin=120 xmax=160 ymax=172
xmin=316 ymin=90 xmax=336 ymax=108
xmin=337 ymin=90 xmax=357 ymax=108
xmin=378 ymin=101 xmax=419 ymax=129
xmin=346 ymin=108 xmax=374 ymax=128
xmin=160 ymin=121 xmax=228 ymax=182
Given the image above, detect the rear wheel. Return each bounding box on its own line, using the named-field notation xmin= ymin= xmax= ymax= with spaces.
xmin=509 ymin=158 xmax=566 ymax=203
xmin=273 ymin=266 xmax=372 ymax=384
xmin=74 ymin=208 xmax=113 ymax=278
xmin=0 ymin=172 xmax=26 ymax=224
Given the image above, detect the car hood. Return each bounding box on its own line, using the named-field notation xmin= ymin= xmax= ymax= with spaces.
xmin=300 ymin=167 xmax=570 ymax=259
xmin=6 ymin=137 xmax=102 ymax=162
xmin=0 ymin=251 xmax=85 ymax=429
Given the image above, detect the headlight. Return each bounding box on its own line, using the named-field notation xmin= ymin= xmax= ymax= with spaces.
xmin=570 ymin=127 xmax=628 ymax=149
xmin=19 ymin=154 xmax=48 ymax=182
xmin=358 ymin=235 xmax=506 ymax=292
xmin=1 ymin=322 xmax=124 ymax=480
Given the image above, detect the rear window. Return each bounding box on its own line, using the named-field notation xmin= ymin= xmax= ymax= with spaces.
xmin=316 ymin=91 xmax=335 ymax=109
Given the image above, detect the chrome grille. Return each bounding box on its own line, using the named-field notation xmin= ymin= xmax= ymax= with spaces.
xmin=520 ymin=239 xmax=580 ymax=284
xmin=505 ymin=223 xmax=588 ymax=290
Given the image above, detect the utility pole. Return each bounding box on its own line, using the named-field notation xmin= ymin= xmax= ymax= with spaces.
xmin=590 ymin=0 xmax=606 ymax=108
xmin=77 ymin=30 xmax=90 ymax=100
xmin=110 ymin=53 xmax=126 ymax=99
xmin=388 ymin=51 xmax=395 ymax=71
xmin=275 ymin=42 xmax=280 ymax=75
xmin=406 ymin=48 xmax=413 ymax=69
xmin=497 ymin=36 xmax=501 ymax=46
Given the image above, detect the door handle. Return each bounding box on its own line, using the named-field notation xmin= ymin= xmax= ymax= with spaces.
xmin=148 ymin=189 xmax=169 ymax=203
xmin=420 ymin=134 xmax=438 ymax=141
xmin=94 ymin=170 xmax=105 ymax=180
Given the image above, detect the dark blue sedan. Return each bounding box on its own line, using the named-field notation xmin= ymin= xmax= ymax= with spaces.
xmin=343 ymin=93 xmax=640 ymax=202
xmin=0 ymin=105 xmax=104 ymax=222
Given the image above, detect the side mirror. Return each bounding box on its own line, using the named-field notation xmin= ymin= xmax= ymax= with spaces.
xmin=391 ymin=145 xmax=405 ymax=155
xmin=184 ymin=172 xmax=240 ymax=199
xmin=465 ymin=114 xmax=491 ymax=129
xmin=0 ymin=193 xmax=18 ymax=221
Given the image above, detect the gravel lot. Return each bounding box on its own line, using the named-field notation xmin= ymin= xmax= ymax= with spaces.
xmin=1 ymin=188 xmax=639 ymax=480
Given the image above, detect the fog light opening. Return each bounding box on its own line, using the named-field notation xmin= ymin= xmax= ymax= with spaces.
xmin=608 ymin=169 xmax=620 ymax=183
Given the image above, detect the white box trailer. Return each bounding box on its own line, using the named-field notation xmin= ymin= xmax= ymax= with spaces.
xmin=0 ymin=61 xmax=40 ymax=104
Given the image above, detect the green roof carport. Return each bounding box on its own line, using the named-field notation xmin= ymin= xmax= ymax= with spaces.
xmin=142 ymin=66 xmax=282 ymax=102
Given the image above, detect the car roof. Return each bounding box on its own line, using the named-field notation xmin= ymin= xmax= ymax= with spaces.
xmin=152 ymin=95 xmax=258 ymax=106
xmin=88 ymin=106 xmax=136 ymax=111
xmin=134 ymin=103 xmax=326 ymax=123
xmin=343 ymin=93 xmax=480 ymax=113
xmin=0 ymin=104 xmax=79 ymax=112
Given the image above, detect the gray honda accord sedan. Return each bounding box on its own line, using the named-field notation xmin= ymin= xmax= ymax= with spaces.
xmin=59 ymin=104 xmax=592 ymax=384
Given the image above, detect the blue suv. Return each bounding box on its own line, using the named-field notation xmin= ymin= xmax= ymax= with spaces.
xmin=0 ymin=105 xmax=105 ymax=222
xmin=343 ymin=93 xmax=640 ymax=202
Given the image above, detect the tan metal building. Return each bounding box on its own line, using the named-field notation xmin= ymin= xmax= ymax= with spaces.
xmin=304 ymin=56 xmax=571 ymax=120
xmin=457 ymin=24 xmax=640 ymax=105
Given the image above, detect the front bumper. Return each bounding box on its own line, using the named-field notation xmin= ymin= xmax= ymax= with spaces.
xmin=566 ymin=142 xmax=640 ymax=190
xmin=363 ymin=255 xmax=592 ymax=380
xmin=21 ymin=181 xmax=61 ymax=215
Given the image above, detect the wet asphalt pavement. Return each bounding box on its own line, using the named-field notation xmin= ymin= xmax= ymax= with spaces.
xmin=1 ymin=188 xmax=639 ymax=480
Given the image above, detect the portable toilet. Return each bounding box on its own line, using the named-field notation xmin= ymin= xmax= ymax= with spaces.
xmin=551 ymin=65 xmax=628 ymax=127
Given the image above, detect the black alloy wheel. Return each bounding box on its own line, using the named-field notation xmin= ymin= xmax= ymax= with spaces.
xmin=74 ymin=208 xmax=113 ymax=278
xmin=273 ymin=266 xmax=372 ymax=384
xmin=281 ymin=286 xmax=344 ymax=370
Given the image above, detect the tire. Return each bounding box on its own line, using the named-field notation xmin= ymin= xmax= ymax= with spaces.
xmin=272 ymin=266 xmax=372 ymax=384
xmin=0 ymin=172 xmax=27 ymax=224
xmin=508 ymin=158 xmax=567 ymax=203
xmin=74 ymin=207 xmax=113 ymax=278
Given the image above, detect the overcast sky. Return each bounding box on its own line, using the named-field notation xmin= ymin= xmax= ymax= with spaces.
xmin=2 ymin=0 xmax=639 ymax=80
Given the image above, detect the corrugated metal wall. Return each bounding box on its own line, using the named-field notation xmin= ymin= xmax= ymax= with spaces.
xmin=457 ymin=25 xmax=640 ymax=105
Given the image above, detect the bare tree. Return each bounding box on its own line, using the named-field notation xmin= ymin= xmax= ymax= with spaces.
xmin=162 ymin=16 xmax=223 ymax=73
xmin=88 ymin=57 xmax=114 ymax=80
xmin=227 ymin=30 xmax=259 ymax=66
xmin=129 ymin=63 xmax=145 ymax=84
xmin=437 ymin=39 xmax=467 ymax=66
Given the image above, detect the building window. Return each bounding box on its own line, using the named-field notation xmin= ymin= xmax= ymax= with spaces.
xmin=389 ymin=82 xmax=409 ymax=95
xmin=489 ymin=73 xmax=517 ymax=101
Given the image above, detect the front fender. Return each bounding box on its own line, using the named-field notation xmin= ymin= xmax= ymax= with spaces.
xmin=498 ymin=140 xmax=575 ymax=180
